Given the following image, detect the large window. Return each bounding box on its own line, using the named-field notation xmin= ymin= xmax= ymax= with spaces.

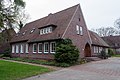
xmin=12 ymin=45 xmax=15 ymax=53
xmin=50 ymin=42 xmax=56 ymax=53
xmin=38 ymin=43 xmax=42 ymax=53
xmin=33 ymin=44 xmax=37 ymax=53
xmin=44 ymin=42 xmax=49 ymax=53
xmin=16 ymin=45 xmax=19 ymax=53
xmin=20 ymin=44 xmax=24 ymax=53
xmin=26 ymin=44 xmax=29 ymax=53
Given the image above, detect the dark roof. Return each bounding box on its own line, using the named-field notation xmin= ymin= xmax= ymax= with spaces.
xmin=11 ymin=4 xmax=79 ymax=43
xmin=89 ymin=31 xmax=109 ymax=47
xmin=102 ymin=35 xmax=120 ymax=48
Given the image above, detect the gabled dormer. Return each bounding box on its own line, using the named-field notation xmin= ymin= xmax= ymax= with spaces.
xmin=38 ymin=24 xmax=57 ymax=35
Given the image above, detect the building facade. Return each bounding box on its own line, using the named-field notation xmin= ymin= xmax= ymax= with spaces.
xmin=10 ymin=4 xmax=109 ymax=60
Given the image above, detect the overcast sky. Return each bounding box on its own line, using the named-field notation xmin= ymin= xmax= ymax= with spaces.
xmin=25 ymin=0 xmax=120 ymax=29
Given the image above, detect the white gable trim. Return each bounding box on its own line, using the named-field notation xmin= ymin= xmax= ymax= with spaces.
xmin=62 ymin=5 xmax=79 ymax=38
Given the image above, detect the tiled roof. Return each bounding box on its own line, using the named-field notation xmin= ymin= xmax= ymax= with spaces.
xmin=11 ymin=4 xmax=79 ymax=43
xmin=102 ymin=35 xmax=120 ymax=48
xmin=89 ymin=31 xmax=109 ymax=47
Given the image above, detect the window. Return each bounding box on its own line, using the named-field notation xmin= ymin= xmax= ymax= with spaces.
xmin=50 ymin=42 xmax=56 ymax=53
xmin=12 ymin=45 xmax=15 ymax=53
xmin=20 ymin=44 xmax=24 ymax=53
xmin=44 ymin=42 xmax=49 ymax=53
xmin=38 ymin=43 xmax=42 ymax=53
xmin=99 ymin=47 xmax=102 ymax=53
xmin=94 ymin=46 xmax=98 ymax=53
xmin=40 ymin=27 xmax=52 ymax=35
xmin=16 ymin=45 xmax=19 ymax=53
xmin=33 ymin=44 xmax=37 ymax=53
xmin=26 ymin=44 xmax=29 ymax=53
xmin=76 ymin=25 xmax=79 ymax=34
xmin=80 ymin=26 xmax=83 ymax=35
xmin=30 ymin=28 xmax=35 ymax=33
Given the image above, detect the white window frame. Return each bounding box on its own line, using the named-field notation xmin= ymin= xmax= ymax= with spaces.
xmin=25 ymin=44 xmax=29 ymax=53
xmin=12 ymin=45 xmax=15 ymax=53
xmin=44 ymin=42 xmax=49 ymax=53
xmin=50 ymin=42 xmax=56 ymax=53
xmin=16 ymin=45 xmax=19 ymax=53
xmin=38 ymin=43 xmax=42 ymax=53
xmin=20 ymin=44 xmax=24 ymax=53
xmin=76 ymin=25 xmax=79 ymax=34
xmin=33 ymin=44 xmax=37 ymax=53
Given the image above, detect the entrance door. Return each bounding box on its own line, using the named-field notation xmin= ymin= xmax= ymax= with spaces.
xmin=84 ymin=43 xmax=91 ymax=57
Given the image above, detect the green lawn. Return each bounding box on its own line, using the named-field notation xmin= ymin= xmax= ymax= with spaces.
xmin=112 ymin=54 xmax=120 ymax=57
xmin=0 ymin=60 xmax=52 ymax=80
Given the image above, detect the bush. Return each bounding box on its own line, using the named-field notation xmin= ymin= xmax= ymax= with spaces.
xmin=1 ymin=48 xmax=11 ymax=57
xmin=99 ymin=49 xmax=108 ymax=59
xmin=108 ymin=48 xmax=114 ymax=56
xmin=54 ymin=39 xmax=79 ymax=64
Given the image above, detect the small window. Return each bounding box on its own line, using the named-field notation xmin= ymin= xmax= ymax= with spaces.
xmin=79 ymin=18 xmax=80 ymax=21
xmin=44 ymin=42 xmax=49 ymax=53
xmin=50 ymin=42 xmax=56 ymax=53
xmin=76 ymin=25 xmax=79 ymax=34
xmin=33 ymin=44 xmax=37 ymax=53
xmin=30 ymin=28 xmax=35 ymax=33
xmin=26 ymin=44 xmax=29 ymax=53
xmin=38 ymin=43 xmax=42 ymax=53
xmin=12 ymin=45 xmax=15 ymax=53
xmin=80 ymin=26 xmax=83 ymax=35
xmin=16 ymin=45 xmax=19 ymax=53
xmin=20 ymin=44 xmax=24 ymax=53
xmin=22 ymin=32 xmax=26 ymax=35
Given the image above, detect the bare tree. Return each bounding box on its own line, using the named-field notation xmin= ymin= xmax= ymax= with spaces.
xmin=114 ymin=18 xmax=120 ymax=29
xmin=91 ymin=27 xmax=119 ymax=37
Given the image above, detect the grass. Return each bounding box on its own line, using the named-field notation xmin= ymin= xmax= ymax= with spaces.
xmin=112 ymin=54 xmax=120 ymax=57
xmin=0 ymin=60 xmax=52 ymax=80
xmin=6 ymin=57 xmax=71 ymax=67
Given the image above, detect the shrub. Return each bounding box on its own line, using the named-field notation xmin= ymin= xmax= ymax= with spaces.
xmin=54 ymin=39 xmax=79 ymax=64
xmin=108 ymin=48 xmax=114 ymax=56
xmin=99 ymin=49 xmax=108 ymax=59
xmin=2 ymin=48 xmax=11 ymax=57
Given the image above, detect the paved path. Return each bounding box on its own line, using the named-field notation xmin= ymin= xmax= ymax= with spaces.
xmin=23 ymin=57 xmax=120 ymax=80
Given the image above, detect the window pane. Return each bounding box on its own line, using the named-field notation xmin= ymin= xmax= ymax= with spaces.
xmin=80 ymin=26 xmax=83 ymax=35
xmin=33 ymin=44 xmax=37 ymax=53
xmin=16 ymin=45 xmax=19 ymax=53
xmin=12 ymin=45 xmax=15 ymax=53
xmin=26 ymin=44 xmax=29 ymax=53
xmin=38 ymin=43 xmax=42 ymax=53
xmin=44 ymin=43 xmax=49 ymax=53
xmin=76 ymin=25 xmax=79 ymax=34
xmin=50 ymin=42 xmax=56 ymax=53
xmin=20 ymin=44 xmax=24 ymax=53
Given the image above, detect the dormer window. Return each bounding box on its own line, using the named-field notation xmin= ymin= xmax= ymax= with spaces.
xmin=40 ymin=27 xmax=52 ymax=35
xmin=23 ymin=32 xmax=26 ymax=35
xmin=30 ymin=28 xmax=35 ymax=33
xmin=22 ymin=30 xmax=27 ymax=36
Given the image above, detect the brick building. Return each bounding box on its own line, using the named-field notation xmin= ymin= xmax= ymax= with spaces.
xmin=10 ymin=4 xmax=109 ymax=59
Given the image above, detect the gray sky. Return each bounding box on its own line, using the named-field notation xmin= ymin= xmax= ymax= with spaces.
xmin=25 ymin=0 xmax=120 ymax=29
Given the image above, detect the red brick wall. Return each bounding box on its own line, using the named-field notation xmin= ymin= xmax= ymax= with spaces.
xmin=63 ymin=5 xmax=92 ymax=58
